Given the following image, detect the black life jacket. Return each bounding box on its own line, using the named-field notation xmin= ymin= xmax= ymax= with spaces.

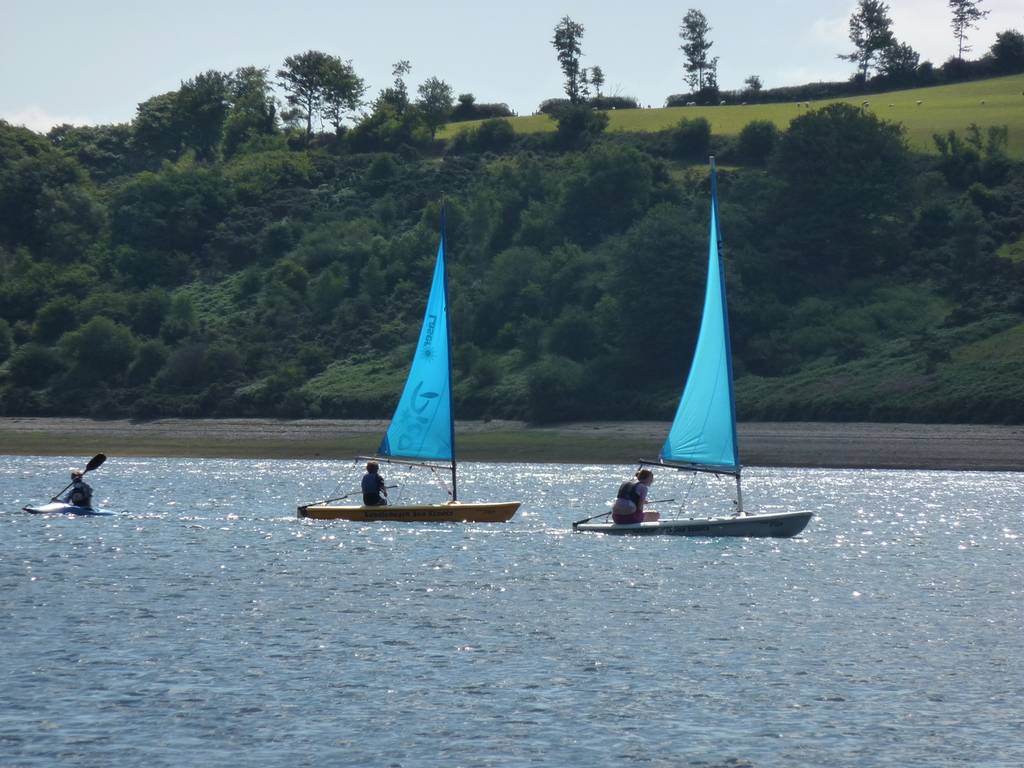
xmin=616 ymin=480 xmax=641 ymax=505
xmin=70 ymin=481 xmax=91 ymax=506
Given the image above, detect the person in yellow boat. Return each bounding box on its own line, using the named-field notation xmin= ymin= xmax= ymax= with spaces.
xmin=611 ymin=469 xmax=659 ymax=524
xmin=361 ymin=461 xmax=389 ymax=506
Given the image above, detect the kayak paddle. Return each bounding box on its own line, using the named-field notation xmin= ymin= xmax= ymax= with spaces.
xmin=51 ymin=453 xmax=106 ymax=502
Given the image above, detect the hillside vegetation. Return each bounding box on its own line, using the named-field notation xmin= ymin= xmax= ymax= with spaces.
xmin=1 ymin=74 xmax=1022 ymax=425
xmin=440 ymin=75 xmax=1024 ymax=158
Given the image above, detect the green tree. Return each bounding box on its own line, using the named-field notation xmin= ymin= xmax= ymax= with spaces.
xmin=177 ymin=70 xmax=231 ymax=161
xmin=474 ymin=119 xmax=516 ymax=153
xmin=60 ymin=316 xmax=138 ymax=381
xmin=989 ymin=29 xmax=1024 ymax=72
xmin=949 ymin=0 xmax=989 ymax=61
xmin=160 ymin=294 xmax=198 ymax=343
xmin=451 ymin=93 xmax=478 ymax=121
xmin=348 ymin=99 xmax=430 ymax=153
xmin=560 ymin=145 xmax=654 ymax=245
xmin=545 ymin=306 xmax=601 ymax=361
xmin=277 ymin=51 xmax=363 ymax=141
xmin=47 ymin=123 xmax=135 ymax=182
xmin=6 ymin=343 xmax=66 ymax=387
xmin=743 ymin=75 xmax=763 ymax=95
xmin=879 ymin=41 xmax=921 ymax=84
xmin=110 ymin=162 xmax=234 ymax=257
xmin=737 ymin=120 xmax=779 ymax=163
xmin=322 ymin=58 xmax=366 ymax=132
xmin=378 ymin=60 xmax=412 ymax=114
xmin=525 ymin=355 xmax=584 ymax=422
xmin=670 ymin=117 xmax=711 ymax=161
xmin=127 ymin=339 xmax=169 ymax=385
xmin=552 ymin=16 xmax=586 ymax=103
xmin=0 ymin=120 xmax=50 ymax=173
xmin=223 ymin=66 xmax=278 ymax=157
xmin=773 ymin=103 xmax=912 ymax=280
xmin=155 ymin=343 xmax=209 ymax=391
xmin=33 ymin=297 xmax=79 ymax=343
xmin=839 ymin=0 xmax=896 ymax=82
xmin=131 ymin=287 xmax=171 ymax=337
xmin=277 ymin=51 xmax=328 ymax=140
xmin=550 ymin=103 xmax=609 ymax=150
xmin=132 ymin=91 xmax=184 ymax=163
xmin=309 ymin=265 xmax=350 ymax=318
xmin=0 ymin=151 xmax=102 ymax=261
xmin=679 ymin=9 xmax=714 ymax=91
xmin=606 ymin=203 xmax=705 ymax=375
xmin=589 ymin=65 xmax=605 ymax=97
xmin=416 ymin=77 xmax=454 ymax=138
xmin=0 ymin=318 xmax=12 ymax=362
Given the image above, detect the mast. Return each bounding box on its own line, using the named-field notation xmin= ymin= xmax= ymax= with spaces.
xmin=441 ymin=202 xmax=457 ymax=501
xmin=709 ymin=157 xmax=744 ymax=514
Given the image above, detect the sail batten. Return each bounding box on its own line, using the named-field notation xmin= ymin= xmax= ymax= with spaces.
xmin=660 ymin=160 xmax=740 ymax=472
xmin=378 ymin=231 xmax=453 ymax=464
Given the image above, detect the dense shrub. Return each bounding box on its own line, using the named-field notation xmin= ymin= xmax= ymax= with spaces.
xmin=0 ymin=318 xmax=11 ymax=362
xmin=670 ymin=117 xmax=711 ymax=161
xmin=449 ymin=94 xmax=515 ymax=123
xmin=449 ymin=119 xmax=516 ymax=155
xmin=736 ymin=120 xmax=779 ymax=164
xmin=550 ymin=103 xmax=609 ymax=150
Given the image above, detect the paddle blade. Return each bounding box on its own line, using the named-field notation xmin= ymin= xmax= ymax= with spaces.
xmin=84 ymin=453 xmax=107 ymax=472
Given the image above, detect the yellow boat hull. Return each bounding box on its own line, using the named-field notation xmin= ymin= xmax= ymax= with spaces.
xmin=297 ymin=501 xmax=520 ymax=523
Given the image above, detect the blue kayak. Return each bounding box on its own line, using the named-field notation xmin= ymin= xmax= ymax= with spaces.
xmin=22 ymin=501 xmax=114 ymax=516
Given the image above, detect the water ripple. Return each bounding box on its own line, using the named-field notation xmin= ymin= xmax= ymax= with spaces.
xmin=1 ymin=458 xmax=1022 ymax=766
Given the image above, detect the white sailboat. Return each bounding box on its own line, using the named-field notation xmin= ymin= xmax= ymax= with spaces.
xmin=298 ymin=210 xmax=520 ymax=523
xmin=575 ymin=158 xmax=812 ymax=537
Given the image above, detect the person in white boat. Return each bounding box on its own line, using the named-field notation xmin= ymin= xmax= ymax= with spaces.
xmin=361 ymin=461 xmax=389 ymax=506
xmin=611 ymin=469 xmax=659 ymax=524
xmin=59 ymin=469 xmax=93 ymax=508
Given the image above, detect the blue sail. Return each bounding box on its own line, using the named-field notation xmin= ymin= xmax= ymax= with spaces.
xmin=378 ymin=227 xmax=454 ymax=463
xmin=660 ymin=161 xmax=740 ymax=472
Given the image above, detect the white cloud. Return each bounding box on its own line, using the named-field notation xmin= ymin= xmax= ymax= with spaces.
xmin=1 ymin=105 xmax=95 ymax=134
xmin=810 ymin=13 xmax=850 ymax=48
xmin=815 ymin=0 xmax=1023 ymax=67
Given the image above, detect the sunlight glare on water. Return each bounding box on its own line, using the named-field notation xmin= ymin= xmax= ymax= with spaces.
xmin=2 ymin=457 xmax=1022 ymax=767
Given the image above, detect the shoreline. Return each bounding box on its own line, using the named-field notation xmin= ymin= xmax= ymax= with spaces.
xmin=0 ymin=418 xmax=1022 ymax=471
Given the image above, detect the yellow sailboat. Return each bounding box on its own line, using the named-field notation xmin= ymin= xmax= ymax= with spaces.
xmin=298 ymin=210 xmax=520 ymax=523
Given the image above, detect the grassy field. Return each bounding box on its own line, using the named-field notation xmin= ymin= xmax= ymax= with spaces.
xmin=438 ymin=74 xmax=1024 ymax=157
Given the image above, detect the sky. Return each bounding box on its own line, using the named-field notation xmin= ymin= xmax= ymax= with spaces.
xmin=1 ymin=0 xmax=1020 ymax=133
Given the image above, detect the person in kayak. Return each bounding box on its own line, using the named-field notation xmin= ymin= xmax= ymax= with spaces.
xmin=361 ymin=461 xmax=388 ymax=506
xmin=60 ymin=469 xmax=93 ymax=508
xmin=611 ymin=469 xmax=659 ymax=524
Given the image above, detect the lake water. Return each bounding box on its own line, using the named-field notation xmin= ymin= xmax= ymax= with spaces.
xmin=1 ymin=456 xmax=1022 ymax=767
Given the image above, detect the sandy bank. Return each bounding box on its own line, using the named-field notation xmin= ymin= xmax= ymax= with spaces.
xmin=0 ymin=418 xmax=1021 ymax=471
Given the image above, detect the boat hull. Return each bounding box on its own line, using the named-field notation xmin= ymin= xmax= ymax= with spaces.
xmin=574 ymin=510 xmax=812 ymax=537
xmin=22 ymin=502 xmax=113 ymax=517
xmin=298 ymin=501 xmax=520 ymax=523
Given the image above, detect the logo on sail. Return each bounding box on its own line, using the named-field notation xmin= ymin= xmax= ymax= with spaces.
xmin=422 ymin=314 xmax=437 ymax=358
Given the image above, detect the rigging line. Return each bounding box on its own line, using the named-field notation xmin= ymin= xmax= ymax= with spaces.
xmin=428 ymin=463 xmax=454 ymax=499
xmin=329 ymin=462 xmax=357 ymax=500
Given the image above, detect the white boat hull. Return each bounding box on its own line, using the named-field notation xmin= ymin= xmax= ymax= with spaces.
xmin=574 ymin=510 xmax=812 ymax=537
xmin=22 ymin=502 xmax=113 ymax=517
xmin=298 ymin=500 xmax=520 ymax=523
